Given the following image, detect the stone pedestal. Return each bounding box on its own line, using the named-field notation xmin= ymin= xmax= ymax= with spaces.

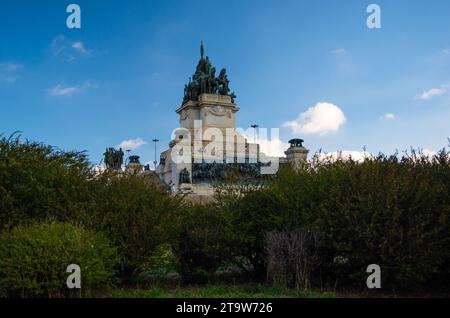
xmin=125 ymin=162 xmax=143 ymax=174
xmin=125 ymin=155 xmax=143 ymax=174
xmin=164 ymin=94 xmax=244 ymax=191
xmin=285 ymin=146 xmax=309 ymax=169
xmin=176 ymin=93 xmax=240 ymax=137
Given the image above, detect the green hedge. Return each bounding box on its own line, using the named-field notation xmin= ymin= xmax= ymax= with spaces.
xmin=0 ymin=222 xmax=118 ymax=297
xmin=86 ymin=172 xmax=182 ymax=282
xmin=312 ymin=153 xmax=450 ymax=289
xmin=0 ymin=134 xmax=95 ymax=229
xmin=170 ymin=203 xmax=235 ymax=283
xmin=0 ymin=135 xmax=182 ymax=283
xmin=212 ymin=149 xmax=450 ymax=290
xmin=2 ymin=134 xmax=449 ymax=291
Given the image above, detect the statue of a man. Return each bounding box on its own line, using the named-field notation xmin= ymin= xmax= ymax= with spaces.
xmin=209 ymin=67 xmax=217 ymax=93
xmin=183 ymin=84 xmax=189 ymax=103
xmin=103 ymin=148 xmax=111 ymax=167
xmin=200 ymin=41 xmax=205 ymax=59
xmin=217 ymin=68 xmax=230 ymax=95
xmin=117 ymin=148 xmax=124 ymax=167
xmin=179 ymin=168 xmax=191 ymax=184
xmin=200 ymin=72 xmax=209 ymax=94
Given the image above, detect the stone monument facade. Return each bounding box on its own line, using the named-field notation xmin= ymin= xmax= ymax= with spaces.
xmin=156 ymin=43 xmax=309 ymax=198
xmin=285 ymin=139 xmax=309 ymax=170
xmin=125 ymin=155 xmax=143 ymax=174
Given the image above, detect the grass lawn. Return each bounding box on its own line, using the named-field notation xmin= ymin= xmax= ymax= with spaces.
xmin=106 ymin=284 xmax=335 ymax=298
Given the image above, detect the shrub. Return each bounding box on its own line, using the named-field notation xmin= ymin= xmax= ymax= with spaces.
xmin=268 ymin=149 xmax=450 ymax=290
xmin=139 ymin=243 xmax=178 ymax=279
xmin=266 ymin=229 xmax=320 ymax=290
xmin=0 ymin=134 xmax=94 ymax=229
xmin=87 ymin=171 xmax=182 ymax=282
xmin=213 ymin=182 xmax=285 ymax=277
xmin=214 ymin=175 xmax=318 ymax=277
xmin=215 ymin=147 xmax=450 ymax=291
xmin=0 ymin=222 xmax=118 ymax=297
xmin=170 ymin=203 xmax=234 ymax=283
xmin=313 ymin=151 xmax=450 ymax=289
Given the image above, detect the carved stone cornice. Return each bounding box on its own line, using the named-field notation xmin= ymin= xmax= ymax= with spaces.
xmin=204 ymin=105 xmax=232 ymax=118
xmin=176 ymin=93 xmax=239 ymax=114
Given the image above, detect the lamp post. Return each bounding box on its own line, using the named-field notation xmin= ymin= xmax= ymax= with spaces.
xmin=198 ymin=147 xmax=206 ymax=162
xmin=152 ymin=139 xmax=159 ymax=170
xmin=251 ymin=124 xmax=259 ymax=144
xmin=125 ymin=149 xmax=131 ymax=165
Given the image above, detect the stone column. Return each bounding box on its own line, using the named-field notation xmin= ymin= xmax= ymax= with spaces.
xmin=285 ymin=143 xmax=309 ymax=169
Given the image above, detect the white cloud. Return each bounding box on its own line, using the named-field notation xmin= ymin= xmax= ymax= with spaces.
xmin=330 ymin=48 xmax=346 ymax=55
xmin=1 ymin=62 xmax=22 ymax=71
xmin=0 ymin=62 xmax=23 ymax=83
xmin=314 ymin=150 xmax=372 ymax=163
xmin=49 ymin=81 xmax=97 ymax=96
xmin=117 ymin=138 xmax=147 ymax=150
xmin=414 ymin=149 xmax=450 ymax=161
xmin=420 ymin=148 xmax=437 ymax=157
xmin=239 ymin=130 xmax=289 ymax=158
xmin=72 ymin=41 xmax=90 ymax=55
xmin=50 ymin=84 xmax=78 ymax=96
xmin=50 ymin=35 xmax=91 ymax=62
xmin=314 ymin=148 xmax=446 ymax=163
xmin=258 ymin=136 xmax=290 ymax=158
xmin=416 ymin=87 xmax=447 ymax=100
xmin=283 ymin=102 xmax=346 ymax=135
xmin=383 ymin=113 xmax=395 ymax=120
xmin=417 ymin=149 xmax=450 ymax=160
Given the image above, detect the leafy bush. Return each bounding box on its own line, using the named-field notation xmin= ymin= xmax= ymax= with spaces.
xmin=0 ymin=134 xmax=94 ymax=229
xmin=2 ymin=133 xmax=449 ymax=291
xmin=0 ymin=222 xmax=118 ymax=297
xmin=214 ymin=176 xmax=318 ymax=277
xmin=0 ymin=134 xmax=183 ymax=284
xmin=265 ymin=149 xmax=449 ymax=290
xmin=144 ymin=243 xmax=178 ymax=277
xmin=214 ymin=147 xmax=450 ymax=290
xmin=170 ymin=203 xmax=235 ymax=283
xmin=86 ymin=171 xmax=182 ymax=282
xmin=266 ymin=229 xmax=321 ymax=290
xmin=312 ymin=150 xmax=450 ymax=289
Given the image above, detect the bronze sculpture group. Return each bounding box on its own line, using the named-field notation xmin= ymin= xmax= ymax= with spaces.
xmin=103 ymin=147 xmax=124 ymax=170
xmin=183 ymin=42 xmax=236 ymax=104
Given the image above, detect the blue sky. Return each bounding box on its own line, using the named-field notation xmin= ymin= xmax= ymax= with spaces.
xmin=1 ymin=0 xmax=449 ymax=165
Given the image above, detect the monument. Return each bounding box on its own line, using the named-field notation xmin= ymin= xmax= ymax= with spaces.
xmin=155 ymin=43 xmax=309 ymax=198
xmin=125 ymin=155 xmax=144 ymax=174
xmin=285 ymin=139 xmax=309 ymax=170
xmin=104 ymin=147 xmax=124 ymax=170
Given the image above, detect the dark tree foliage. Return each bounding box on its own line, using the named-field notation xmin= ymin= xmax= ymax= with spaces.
xmin=2 ymin=133 xmax=449 ymax=291
xmin=0 ymin=222 xmax=118 ymax=298
xmin=213 ymin=147 xmax=450 ymax=290
xmin=0 ymin=134 xmax=94 ymax=228
xmin=0 ymin=134 xmax=182 ymax=283
xmin=87 ymin=171 xmax=183 ymax=282
xmin=311 ymin=150 xmax=450 ymax=289
xmin=169 ymin=202 xmax=235 ymax=283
